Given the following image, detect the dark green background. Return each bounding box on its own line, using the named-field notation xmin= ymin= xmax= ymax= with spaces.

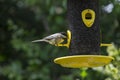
xmin=0 ymin=0 xmax=120 ymax=80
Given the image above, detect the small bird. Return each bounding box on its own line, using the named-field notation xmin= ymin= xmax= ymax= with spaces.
xmin=32 ymin=32 xmax=67 ymax=46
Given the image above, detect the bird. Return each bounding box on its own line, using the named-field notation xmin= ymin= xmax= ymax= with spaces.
xmin=32 ymin=32 xmax=67 ymax=46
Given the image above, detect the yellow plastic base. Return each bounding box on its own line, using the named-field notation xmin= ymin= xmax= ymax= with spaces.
xmin=54 ymin=55 xmax=114 ymax=68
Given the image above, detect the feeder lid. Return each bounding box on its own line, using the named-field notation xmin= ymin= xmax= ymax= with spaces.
xmin=54 ymin=55 xmax=114 ymax=68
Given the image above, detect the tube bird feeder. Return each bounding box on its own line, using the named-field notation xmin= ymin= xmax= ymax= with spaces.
xmin=54 ymin=0 xmax=114 ymax=68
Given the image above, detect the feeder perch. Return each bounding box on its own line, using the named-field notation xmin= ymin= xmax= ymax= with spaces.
xmin=54 ymin=0 xmax=114 ymax=68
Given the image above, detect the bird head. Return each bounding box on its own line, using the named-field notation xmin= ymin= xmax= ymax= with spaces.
xmin=60 ymin=32 xmax=67 ymax=38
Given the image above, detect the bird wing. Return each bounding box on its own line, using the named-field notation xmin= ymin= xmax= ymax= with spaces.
xmin=44 ymin=33 xmax=66 ymax=40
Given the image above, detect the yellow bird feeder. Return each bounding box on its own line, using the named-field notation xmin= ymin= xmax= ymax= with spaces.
xmin=54 ymin=0 xmax=114 ymax=68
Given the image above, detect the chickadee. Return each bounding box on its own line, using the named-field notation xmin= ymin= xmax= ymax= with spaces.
xmin=32 ymin=32 xmax=67 ymax=46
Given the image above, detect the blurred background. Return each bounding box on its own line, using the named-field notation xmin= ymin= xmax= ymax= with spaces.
xmin=0 ymin=0 xmax=120 ymax=80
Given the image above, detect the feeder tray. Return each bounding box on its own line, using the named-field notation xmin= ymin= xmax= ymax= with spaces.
xmin=54 ymin=55 xmax=114 ymax=68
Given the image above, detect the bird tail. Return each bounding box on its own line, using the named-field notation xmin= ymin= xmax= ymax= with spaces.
xmin=32 ymin=39 xmax=46 ymax=43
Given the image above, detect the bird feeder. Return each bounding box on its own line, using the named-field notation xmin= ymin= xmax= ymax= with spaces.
xmin=54 ymin=0 xmax=114 ymax=68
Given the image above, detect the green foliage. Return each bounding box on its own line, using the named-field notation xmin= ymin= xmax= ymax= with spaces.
xmin=92 ymin=45 xmax=120 ymax=80
xmin=0 ymin=0 xmax=120 ymax=80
